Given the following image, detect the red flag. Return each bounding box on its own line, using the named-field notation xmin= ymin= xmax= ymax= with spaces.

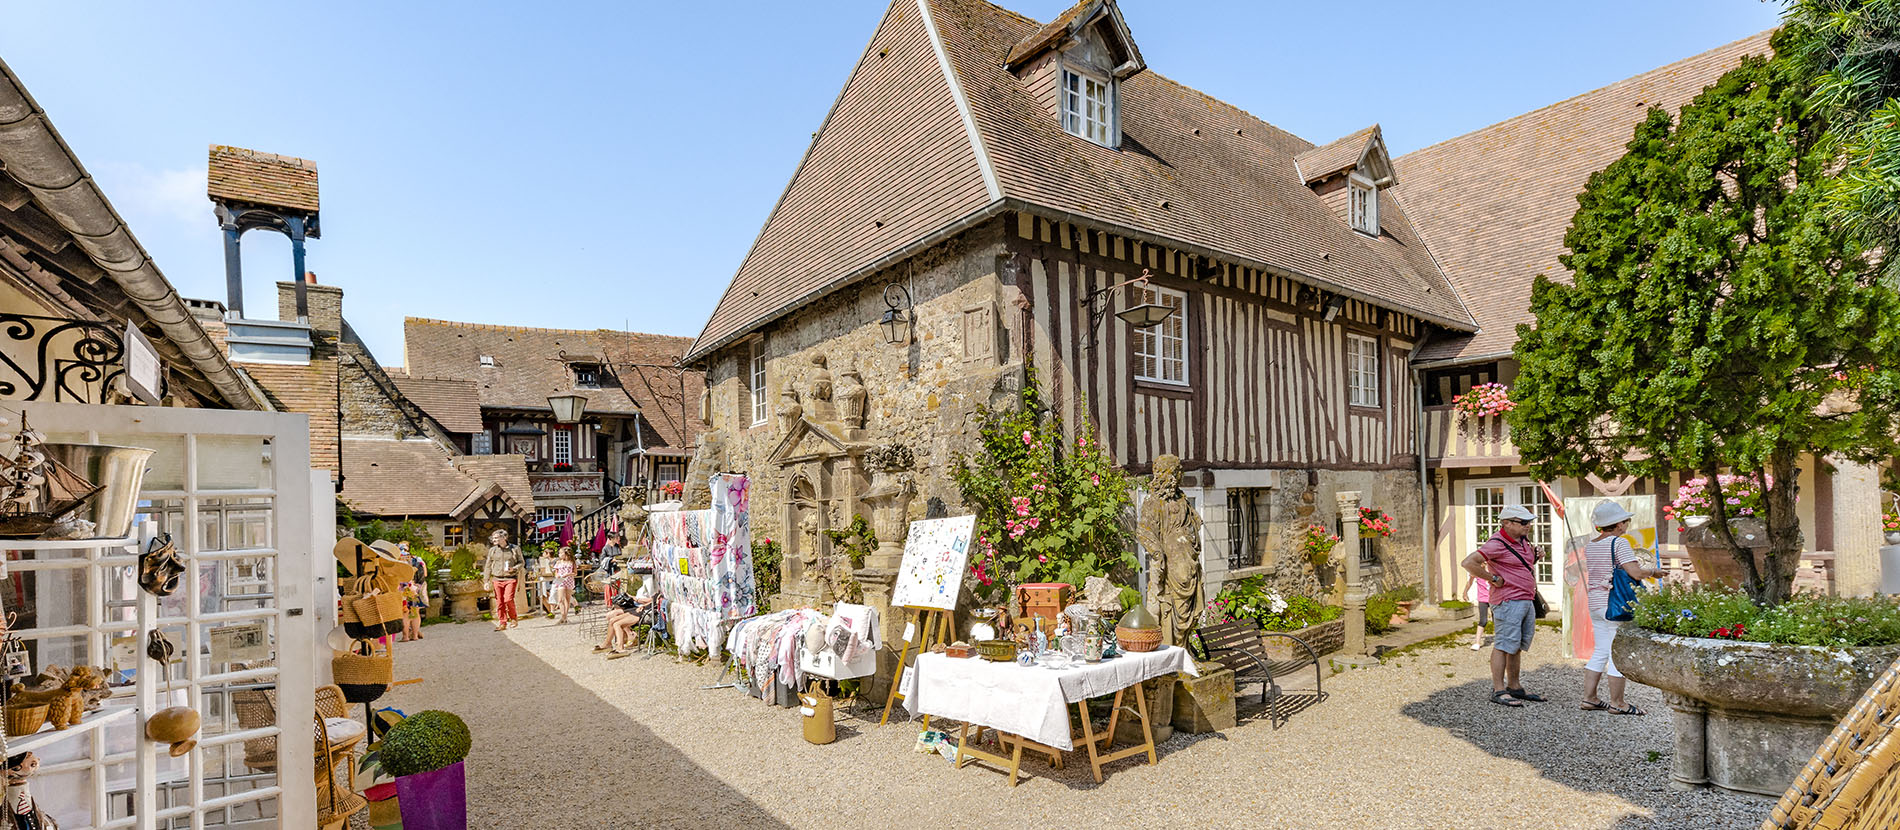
xmin=559 ymin=513 xmax=574 ymax=546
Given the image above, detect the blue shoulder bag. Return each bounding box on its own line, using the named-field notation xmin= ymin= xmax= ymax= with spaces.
xmin=1605 ymin=537 xmax=1640 ymax=622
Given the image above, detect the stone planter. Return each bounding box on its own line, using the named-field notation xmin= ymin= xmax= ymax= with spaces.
xmin=1614 ymin=625 xmax=1900 ymax=797
xmin=1172 ymin=661 xmax=1236 ymax=734
xmin=1260 ymin=618 xmax=1344 ymax=660
xmin=1678 ymin=518 xmax=1797 ymax=590
xmin=444 ymin=580 xmax=488 ymax=623
xmin=1441 ymin=604 xmax=1475 ymax=621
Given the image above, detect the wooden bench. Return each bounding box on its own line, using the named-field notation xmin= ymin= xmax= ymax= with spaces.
xmin=1191 ymin=619 xmax=1327 ymax=728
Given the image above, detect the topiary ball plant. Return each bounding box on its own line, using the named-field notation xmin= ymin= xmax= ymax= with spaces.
xmin=378 ymin=710 xmax=471 ymax=778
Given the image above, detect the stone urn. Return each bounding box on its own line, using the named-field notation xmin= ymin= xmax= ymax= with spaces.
xmin=1615 ymin=625 xmax=1900 ymax=797
xmin=1678 ymin=517 xmax=1795 ymax=589
xmin=444 ymin=579 xmax=488 ymax=622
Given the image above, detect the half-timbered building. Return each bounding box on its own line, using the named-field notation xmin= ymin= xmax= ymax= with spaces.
xmin=686 ymin=0 xmax=1479 ymax=611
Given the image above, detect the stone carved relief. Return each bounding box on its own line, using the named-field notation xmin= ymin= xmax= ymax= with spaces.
xmin=837 ymin=369 xmax=867 ymax=431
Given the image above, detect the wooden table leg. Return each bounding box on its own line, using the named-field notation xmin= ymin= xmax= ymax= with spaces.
xmin=1134 ymin=680 xmax=1157 ymax=766
xmin=955 ymin=723 xmax=972 ymax=770
xmin=1102 ymin=687 xmax=1126 ymax=748
xmin=1007 ymin=736 xmax=1024 ymax=787
xmin=1076 ymin=699 xmax=1104 ymax=783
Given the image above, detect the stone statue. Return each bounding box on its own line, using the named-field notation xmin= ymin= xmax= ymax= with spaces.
xmin=777 ymin=387 xmax=803 ymax=433
xmin=681 ymin=429 xmax=729 ymax=509
xmin=1137 ymin=455 xmax=1203 ymax=648
xmin=837 ymin=369 xmax=867 ymax=429
xmin=802 ymin=354 xmax=836 ymax=423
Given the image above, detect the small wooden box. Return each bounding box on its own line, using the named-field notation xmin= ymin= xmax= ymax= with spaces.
xmin=945 ymin=644 xmax=972 ymax=659
xmin=1017 ymin=582 xmax=1072 ymax=628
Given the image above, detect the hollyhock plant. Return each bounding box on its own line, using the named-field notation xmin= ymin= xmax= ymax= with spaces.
xmin=952 ymin=370 xmax=1136 ymax=607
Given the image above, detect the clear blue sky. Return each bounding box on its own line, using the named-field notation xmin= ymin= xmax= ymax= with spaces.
xmin=1 ymin=1 xmax=1783 ymax=363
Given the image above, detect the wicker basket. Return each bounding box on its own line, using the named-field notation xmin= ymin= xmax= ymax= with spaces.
xmin=1117 ymin=626 xmax=1163 ymax=653
xmin=332 ymin=641 xmax=393 ymax=703
xmin=975 ymin=640 xmax=1017 ymax=662
xmin=4 ymin=703 xmax=47 ymax=737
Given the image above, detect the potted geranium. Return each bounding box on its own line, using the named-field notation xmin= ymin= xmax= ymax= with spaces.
xmin=374 ymin=710 xmax=471 ymax=830
xmin=1451 ymin=382 xmax=1514 ymax=426
xmin=1663 ymin=474 xmax=1775 ymax=588
xmin=1357 ymin=507 xmax=1395 ymax=538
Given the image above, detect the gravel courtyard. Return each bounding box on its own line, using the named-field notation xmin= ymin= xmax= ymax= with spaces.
xmin=383 ymin=619 xmax=1774 ymax=829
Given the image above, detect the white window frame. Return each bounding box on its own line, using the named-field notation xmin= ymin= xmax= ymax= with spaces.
xmin=1133 ymin=284 xmax=1188 ymax=385
xmin=1061 ymin=66 xmax=1116 ymax=147
xmin=1348 ymin=173 xmax=1379 ymax=236
xmin=747 ymin=339 xmax=768 ymax=427
xmin=1466 ymin=479 xmax=1560 ymax=587
xmin=551 ymin=427 xmax=573 ymax=465
xmin=1347 ymin=333 xmax=1380 ymax=407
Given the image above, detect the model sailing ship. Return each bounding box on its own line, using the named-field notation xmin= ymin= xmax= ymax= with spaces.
xmin=0 ymin=414 xmax=100 ymax=538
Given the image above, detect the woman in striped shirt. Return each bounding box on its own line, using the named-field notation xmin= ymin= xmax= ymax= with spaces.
xmin=1580 ymin=501 xmax=1667 ymax=715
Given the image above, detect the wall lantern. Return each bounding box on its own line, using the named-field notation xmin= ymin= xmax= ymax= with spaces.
xmin=881 ymin=282 xmax=914 ymax=346
xmin=1080 ymin=268 xmax=1178 ymax=350
xmin=548 ymin=393 xmax=587 ymax=424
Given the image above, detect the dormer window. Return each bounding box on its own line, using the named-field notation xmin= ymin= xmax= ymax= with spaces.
xmin=571 ymin=363 xmax=602 ymax=388
xmin=1062 ymin=67 xmax=1115 ymax=146
xmin=478 ymin=355 xmax=495 ymax=367
xmin=1348 ymin=175 xmax=1378 ymax=236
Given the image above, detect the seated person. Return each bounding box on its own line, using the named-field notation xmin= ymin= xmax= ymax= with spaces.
xmin=595 ymin=571 xmax=655 ymax=658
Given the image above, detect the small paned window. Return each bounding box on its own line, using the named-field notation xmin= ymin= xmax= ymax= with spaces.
xmin=572 ymin=363 xmax=602 ymax=388
xmin=478 ymin=355 xmax=495 ymax=368
xmin=443 ymin=524 xmax=466 ymax=547
xmin=1133 ymin=285 xmax=1187 ymax=384
xmin=1347 ymin=333 xmax=1380 ymax=407
xmin=1062 ymin=68 xmax=1114 ymax=146
xmin=748 ymin=339 xmax=768 ymax=426
xmin=1349 ymin=178 xmax=1379 ymax=235
xmin=471 ymin=430 xmax=492 ymax=455
xmin=552 ymin=428 xmax=573 ymax=465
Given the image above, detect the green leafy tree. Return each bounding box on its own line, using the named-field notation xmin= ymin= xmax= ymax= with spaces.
xmin=1782 ymin=0 xmax=1900 ymax=275
xmin=1510 ymin=48 xmax=1900 ymax=606
xmin=951 ymin=370 xmax=1136 ymax=606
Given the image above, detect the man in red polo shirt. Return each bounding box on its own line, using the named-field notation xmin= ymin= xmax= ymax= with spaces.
xmin=1461 ymin=504 xmax=1547 ymax=707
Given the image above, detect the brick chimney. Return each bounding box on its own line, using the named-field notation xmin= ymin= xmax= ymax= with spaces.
xmin=279 ymin=278 xmax=342 ymax=336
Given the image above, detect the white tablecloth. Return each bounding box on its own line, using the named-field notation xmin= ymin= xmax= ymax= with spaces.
xmin=899 ymin=646 xmax=1198 ymax=750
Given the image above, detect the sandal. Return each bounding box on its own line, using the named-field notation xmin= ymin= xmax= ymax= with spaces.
xmin=1507 ymin=687 xmax=1548 ymax=702
xmin=606 ymin=650 xmax=632 ymax=660
xmin=1579 ymin=699 xmax=1610 ymax=711
xmin=1489 ymin=690 xmax=1523 ymax=707
xmin=1608 ymin=703 xmax=1646 ymax=716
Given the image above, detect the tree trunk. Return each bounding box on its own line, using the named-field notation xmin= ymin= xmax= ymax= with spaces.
xmin=1756 ymin=453 xmax=1803 ymax=606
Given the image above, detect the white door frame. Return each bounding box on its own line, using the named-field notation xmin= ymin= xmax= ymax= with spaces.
xmin=1462 ymin=477 xmax=1563 ymax=602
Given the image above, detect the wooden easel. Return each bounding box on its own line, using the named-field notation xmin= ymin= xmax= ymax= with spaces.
xmin=879 ymin=605 xmax=952 ymax=727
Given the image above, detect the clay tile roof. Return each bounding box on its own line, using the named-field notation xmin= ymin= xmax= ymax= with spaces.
xmin=1394 ymin=32 xmax=1773 ymax=365
xmin=392 ymin=376 xmax=484 ymax=433
xmin=206 ymin=145 xmax=319 ymax=213
xmin=401 ymin=318 xmax=705 ymax=449
xmin=339 ymin=438 xmax=532 ymax=520
xmin=687 ymin=0 xmax=1472 ymax=362
xmin=1295 ymin=125 xmax=1380 ymax=184
xmin=450 ymin=454 xmax=535 ymax=517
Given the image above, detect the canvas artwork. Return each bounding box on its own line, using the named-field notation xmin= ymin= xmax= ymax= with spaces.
xmin=891 ymin=514 xmax=976 ymax=611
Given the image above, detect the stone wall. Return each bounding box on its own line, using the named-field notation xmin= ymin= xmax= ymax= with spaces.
xmin=1195 ymin=467 xmax=1423 ymax=601
xmin=704 ymin=222 xmax=1022 ymax=554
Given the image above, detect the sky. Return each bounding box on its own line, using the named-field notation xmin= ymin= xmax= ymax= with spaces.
xmin=2 ymin=1 xmax=1784 ymax=364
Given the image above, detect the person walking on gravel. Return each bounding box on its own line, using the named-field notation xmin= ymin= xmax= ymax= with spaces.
xmin=1579 ymin=502 xmax=1667 ymax=716
xmin=1462 ymin=504 xmax=1547 ymax=707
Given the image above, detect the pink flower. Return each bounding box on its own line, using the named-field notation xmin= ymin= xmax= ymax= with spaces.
xmin=1037 ymin=555 xmax=1048 ymax=564
xmin=1091 ymin=474 xmax=1100 ymax=486
xmin=1022 ymin=431 xmax=1033 ymax=445
xmin=1012 ymin=497 xmax=1031 ymax=517
xmin=1026 ymin=518 xmax=1041 ymax=529
xmin=1032 ymin=483 xmax=1046 ymax=491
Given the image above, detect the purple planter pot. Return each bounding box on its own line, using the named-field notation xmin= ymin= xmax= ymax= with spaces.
xmin=395 ymin=761 xmax=467 ymax=830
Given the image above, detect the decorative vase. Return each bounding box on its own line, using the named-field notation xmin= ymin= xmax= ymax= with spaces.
xmin=1678 ymin=518 xmax=1795 ymax=589
xmin=145 ymin=705 xmax=201 ymax=757
xmin=1885 ymin=530 xmax=1900 ymax=546
xmin=444 ymin=580 xmax=486 ymax=622
xmin=43 ymin=443 xmax=156 ymax=538
xmin=1116 ymin=604 xmax=1162 ymax=653
xmin=396 ymin=760 xmax=467 ymax=830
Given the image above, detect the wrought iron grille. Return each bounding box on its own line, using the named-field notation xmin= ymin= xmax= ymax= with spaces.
xmin=0 ymin=312 xmax=126 ymax=403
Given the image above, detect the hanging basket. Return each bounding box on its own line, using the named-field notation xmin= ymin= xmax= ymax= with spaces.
xmin=332 ymin=641 xmax=393 ymax=703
